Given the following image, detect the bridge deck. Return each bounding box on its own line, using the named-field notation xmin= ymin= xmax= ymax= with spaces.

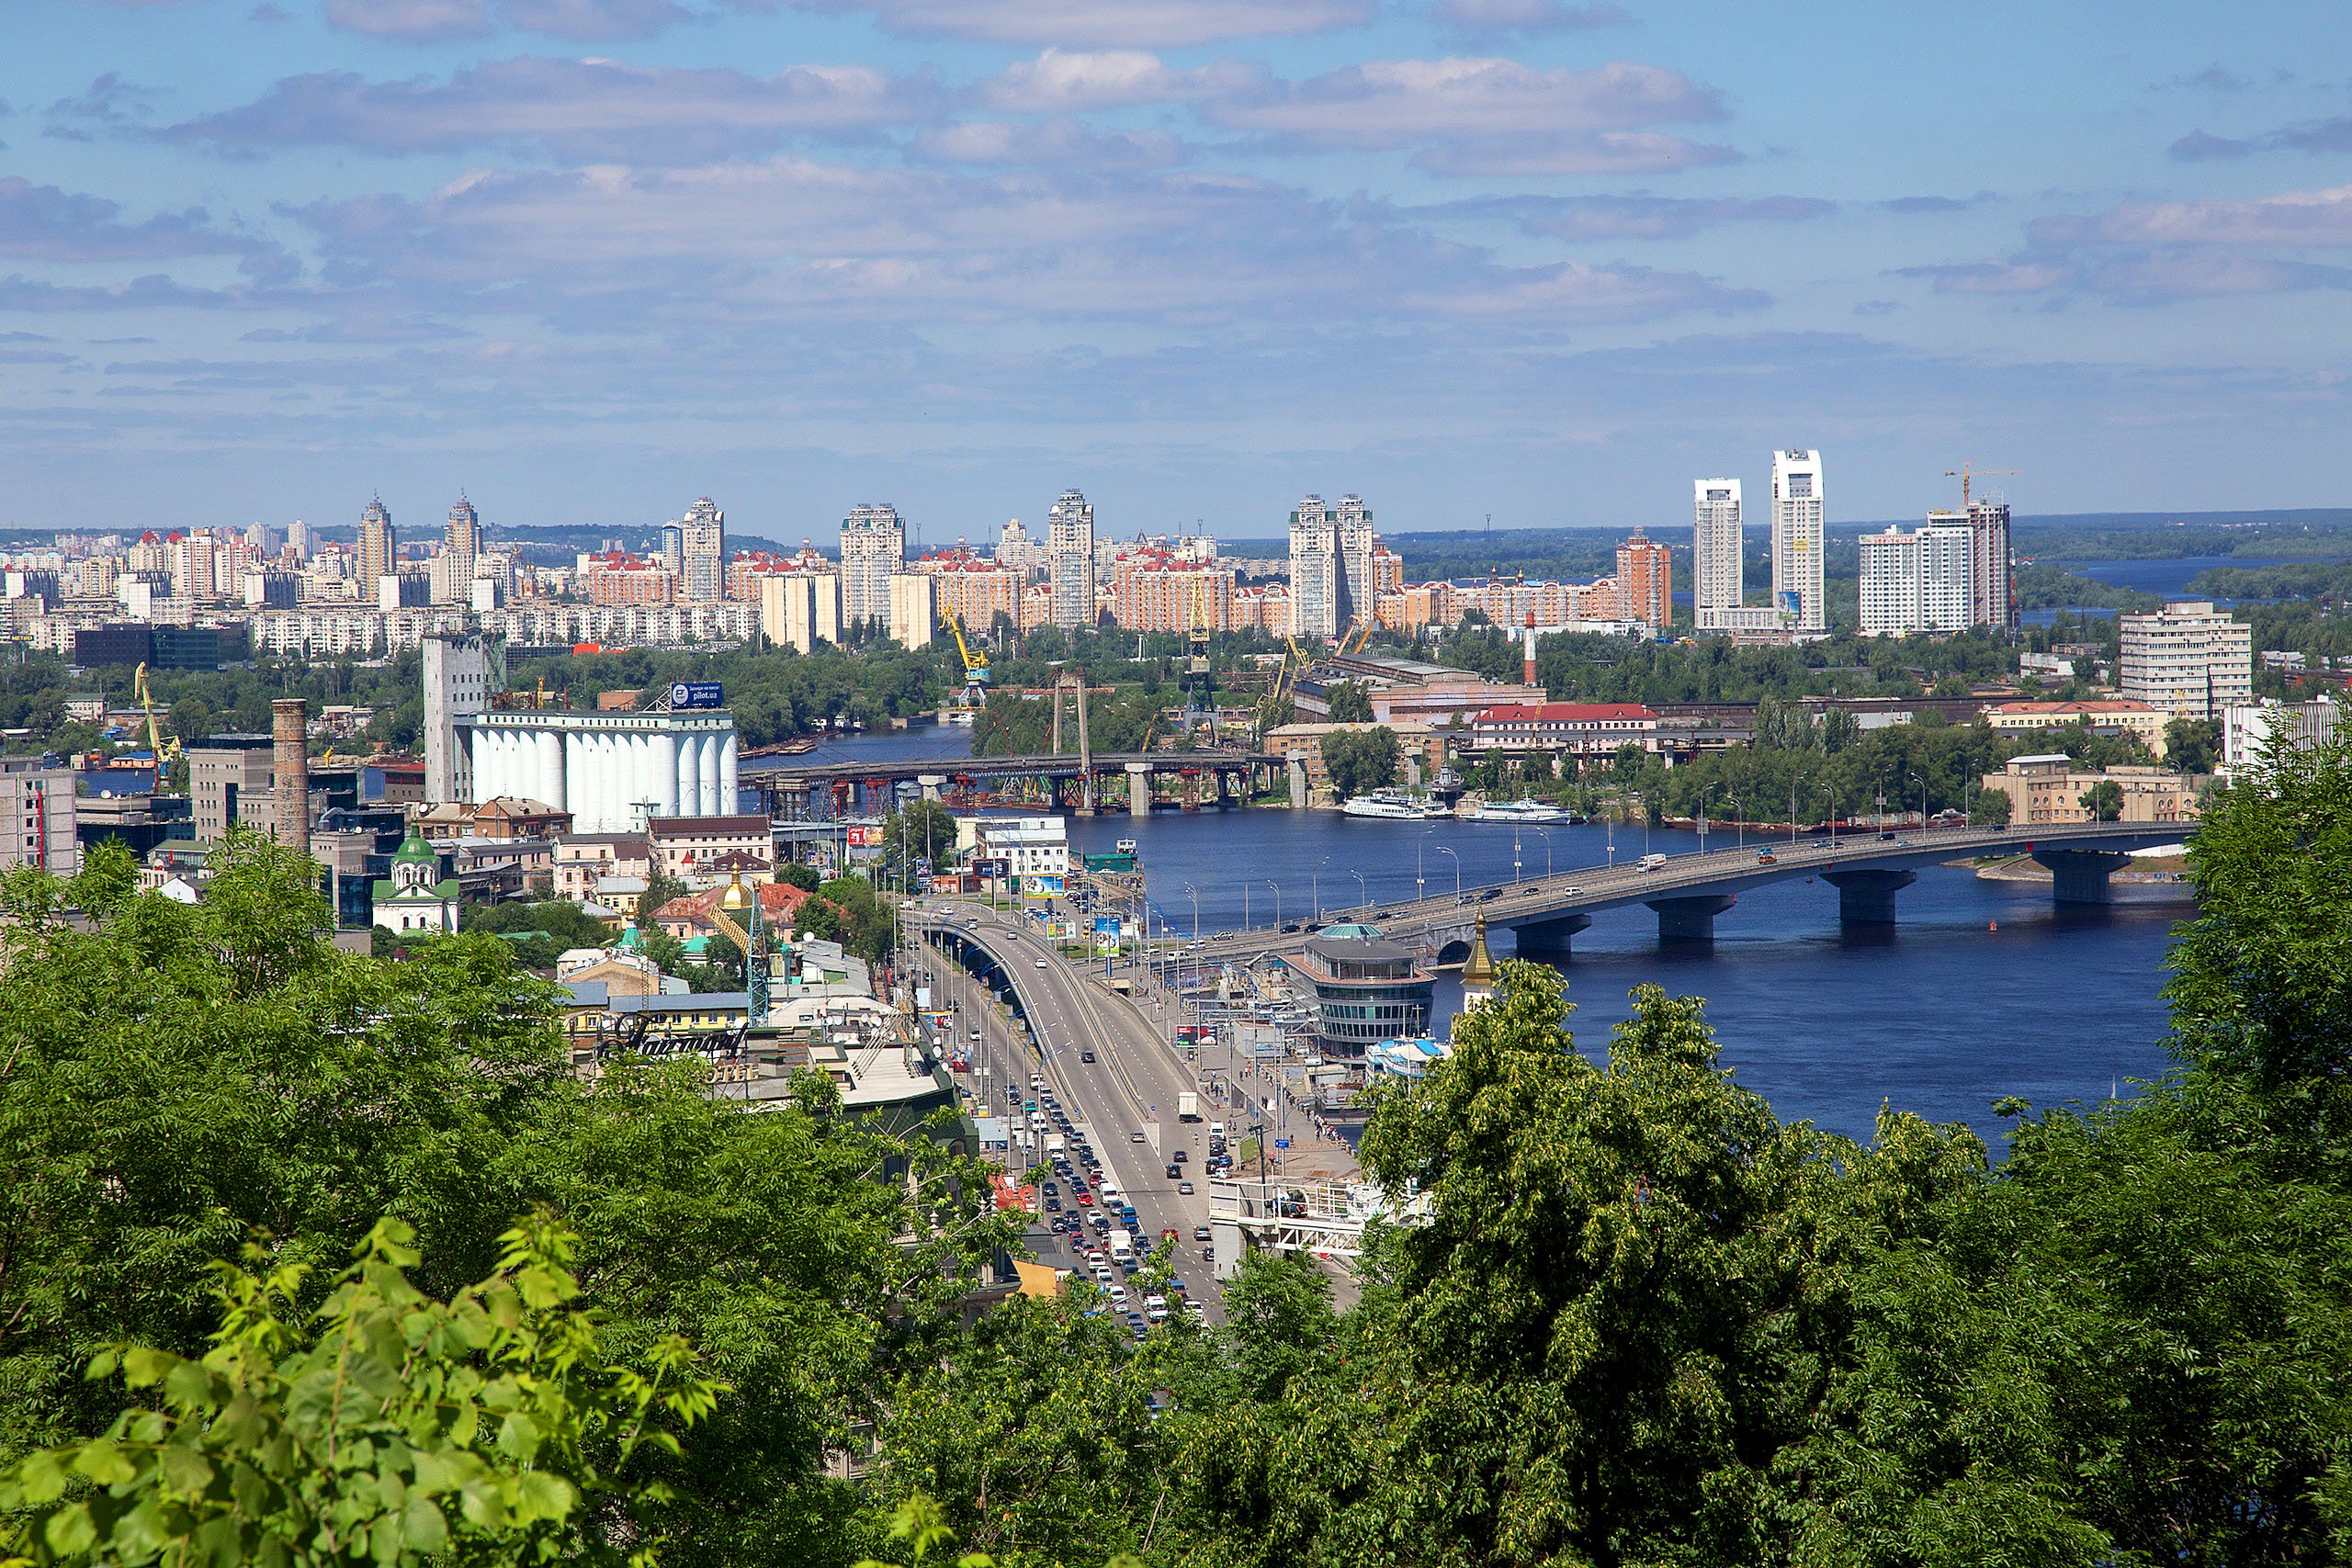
xmin=1182 ymin=820 xmax=2189 ymax=960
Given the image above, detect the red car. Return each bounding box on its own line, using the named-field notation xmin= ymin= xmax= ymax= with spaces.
xmin=1077 ymin=1190 xmax=1093 ymax=1205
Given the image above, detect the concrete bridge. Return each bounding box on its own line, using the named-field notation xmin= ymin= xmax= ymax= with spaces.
xmin=745 ymin=750 xmax=1280 ymax=818
xmin=1182 ymin=820 xmax=2190 ymax=964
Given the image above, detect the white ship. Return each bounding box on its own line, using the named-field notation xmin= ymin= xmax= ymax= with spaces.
xmin=1467 ymin=797 xmax=1577 ymax=825
xmin=1342 ymin=789 xmax=1449 ymax=820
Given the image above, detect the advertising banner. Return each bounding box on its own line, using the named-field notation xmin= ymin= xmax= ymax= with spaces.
xmin=667 ymin=681 xmax=725 ymax=709
xmin=1023 ymin=874 xmax=1064 ymax=898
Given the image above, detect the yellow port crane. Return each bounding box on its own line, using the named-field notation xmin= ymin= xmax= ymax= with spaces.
xmin=132 ymin=662 xmax=184 ymax=774
xmin=941 ymin=608 xmax=991 ymax=707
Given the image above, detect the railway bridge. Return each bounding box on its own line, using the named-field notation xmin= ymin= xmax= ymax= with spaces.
xmin=745 ymin=750 xmax=1280 ymax=819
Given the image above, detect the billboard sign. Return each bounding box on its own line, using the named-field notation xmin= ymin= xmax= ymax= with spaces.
xmin=668 ymin=681 xmax=725 ymax=710
xmin=1023 ymin=874 xmax=1064 ymax=898
xmin=847 ymin=824 xmax=884 ymax=847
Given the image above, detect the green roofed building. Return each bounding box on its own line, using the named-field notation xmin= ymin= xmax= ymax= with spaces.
xmin=372 ymin=831 xmax=458 ymax=935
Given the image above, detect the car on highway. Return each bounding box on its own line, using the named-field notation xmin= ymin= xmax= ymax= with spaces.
xmin=1080 ymin=1049 xmax=1095 ymax=1062
xmin=1076 ymin=1190 xmax=1092 ymax=1205
xmin=1165 ymin=1164 xmax=1182 ymax=1179
xmin=1129 ymin=1131 xmax=1147 ymax=1144
xmin=1178 ymin=1180 xmax=1194 ymax=1195
xmin=1171 ymin=1149 xmax=1187 ymax=1162
xmin=1193 ymin=1225 xmax=1212 ymax=1242
xmin=1035 ymin=957 xmax=1048 ymax=967
xmin=1756 ymin=851 xmax=1777 ymax=863
xmin=1454 ymin=892 xmax=1475 ymax=904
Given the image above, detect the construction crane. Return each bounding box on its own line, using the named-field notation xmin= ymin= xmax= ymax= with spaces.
xmin=1944 ymin=464 xmax=2018 ymax=508
xmin=1339 ymin=620 xmax=1375 ymax=656
xmin=941 ymin=608 xmax=991 ymax=710
xmin=132 ymin=662 xmax=183 ymax=774
xmin=706 ymin=876 xmax=771 ymax=1025
xmin=1186 ymin=576 xmax=1211 ymax=676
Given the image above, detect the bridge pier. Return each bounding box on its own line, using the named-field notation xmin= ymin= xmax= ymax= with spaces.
xmin=1822 ymin=867 xmax=1917 ymax=926
xmin=1125 ymin=761 xmax=1152 ymax=818
xmin=1513 ymin=911 xmax=1591 ymax=960
xmin=1647 ymin=893 xmax=1736 ymax=942
xmin=1288 ymin=758 xmax=1309 ymax=809
xmin=2033 ymin=848 xmax=2133 ymax=905
xmin=916 ymin=773 xmax=946 ymax=805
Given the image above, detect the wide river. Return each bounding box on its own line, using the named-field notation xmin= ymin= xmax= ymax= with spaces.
xmin=757 ymin=727 xmax=2188 ymax=1145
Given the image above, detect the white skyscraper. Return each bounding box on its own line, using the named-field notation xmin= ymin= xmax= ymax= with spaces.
xmin=1691 ymin=478 xmax=1743 ymax=632
xmin=677 ymin=495 xmax=724 ymax=604
xmin=1770 ymin=448 xmax=1825 ymax=631
xmin=1335 ymin=494 xmax=1375 ymax=627
xmin=840 ymin=503 xmax=905 ymax=627
xmin=1047 ymin=489 xmax=1096 ymax=628
xmin=1858 ymin=524 xmax=1972 ymax=637
xmin=1289 ymin=494 xmax=1339 ymax=637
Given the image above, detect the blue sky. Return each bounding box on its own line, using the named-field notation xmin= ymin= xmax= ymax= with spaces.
xmin=5 ymin=0 xmax=2350 ymax=543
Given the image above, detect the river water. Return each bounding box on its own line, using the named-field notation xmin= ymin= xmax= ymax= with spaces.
xmin=757 ymin=725 xmax=2188 ymax=1145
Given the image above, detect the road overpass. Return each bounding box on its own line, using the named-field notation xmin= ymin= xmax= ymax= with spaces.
xmin=746 ymin=750 xmax=1280 ymax=818
xmin=1178 ymin=820 xmax=2191 ymax=964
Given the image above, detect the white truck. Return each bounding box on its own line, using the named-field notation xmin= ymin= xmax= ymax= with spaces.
xmin=1637 ymin=852 xmax=1668 ymax=872
xmin=1177 ymin=1091 xmax=1200 ymax=1122
xmin=1106 ymin=1229 xmax=1135 ymax=1263
xmin=1046 ymin=1134 xmax=1067 ymax=1157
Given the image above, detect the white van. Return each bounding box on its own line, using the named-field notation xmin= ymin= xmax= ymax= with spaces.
xmin=1208 ymin=1122 xmax=1226 ymax=1138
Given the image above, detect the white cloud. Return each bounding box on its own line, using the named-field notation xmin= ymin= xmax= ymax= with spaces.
xmin=163 ymin=58 xmax=932 ymax=164
xmin=761 ymin=0 xmax=1372 ymax=46
xmin=322 ymin=0 xmax=492 ymax=41
xmin=500 ymin=0 xmax=693 ymax=39
xmin=1199 ymin=56 xmax=1731 ymax=172
xmin=972 ymin=50 xmax=1259 ymax=113
xmin=2034 ymin=185 xmax=2352 ymax=248
xmin=913 ymin=119 xmax=1187 ymax=170
xmin=1433 ymin=0 xmax=1629 ymax=34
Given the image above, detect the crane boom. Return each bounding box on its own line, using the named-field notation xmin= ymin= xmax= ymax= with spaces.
xmin=1943 ymin=464 xmax=2018 ymax=507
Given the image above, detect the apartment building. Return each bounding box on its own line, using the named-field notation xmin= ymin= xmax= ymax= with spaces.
xmin=2119 ymin=600 xmax=2254 ymax=720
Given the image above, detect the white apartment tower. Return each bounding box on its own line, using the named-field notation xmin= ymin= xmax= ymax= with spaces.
xmin=839 ymin=503 xmax=905 ymax=628
xmin=1047 ymin=489 xmax=1096 ymax=628
xmin=1770 ymin=448 xmax=1825 ymax=630
xmin=1336 ymin=494 xmax=1375 ymax=627
xmin=677 ymin=495 xmax=725 ymax=604
xmin=1858 ymin=525 xmax=1972 ymax=637
xmin=1289 ymin=494 xmax=1340 ymax=637
xmin=1950 ymin=497 xmax=2017 ymax=634
xmin=2120 ymin=600 xmax=2254 ymax=720
xmin=1691 ymin=479 xmax=1743 ymax=632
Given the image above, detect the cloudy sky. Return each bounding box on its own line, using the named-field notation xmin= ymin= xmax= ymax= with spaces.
xmin=5 ymin=0 xmax=2350 ymax=542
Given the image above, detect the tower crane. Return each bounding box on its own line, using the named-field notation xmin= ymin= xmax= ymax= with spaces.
xmin=1944 ymin=464 xmax=2018 ymax=507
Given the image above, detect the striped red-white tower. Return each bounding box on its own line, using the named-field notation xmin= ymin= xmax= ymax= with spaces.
xmin=1522 ymin=611 xmax=1538 ymax=687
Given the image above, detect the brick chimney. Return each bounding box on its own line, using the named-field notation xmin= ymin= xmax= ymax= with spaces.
xmin=272 ymin=697 xmax=311 ymax=860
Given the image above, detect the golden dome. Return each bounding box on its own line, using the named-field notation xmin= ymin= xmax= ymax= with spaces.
xmin=1461 ymin=911 xmax=1498 ymax=987
xmin=719 ymin=874 xmax=751 ymax=912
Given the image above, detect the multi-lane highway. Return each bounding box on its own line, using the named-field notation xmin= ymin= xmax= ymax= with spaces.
xmin=910 ymin=898 xmax=1227 ymax=1323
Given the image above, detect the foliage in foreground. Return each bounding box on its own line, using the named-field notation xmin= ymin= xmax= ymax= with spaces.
xmin=0 ymin=1217 xmax=720 ymax=1567
xmin=8 ymin=739 xmax=2352 ymax=1566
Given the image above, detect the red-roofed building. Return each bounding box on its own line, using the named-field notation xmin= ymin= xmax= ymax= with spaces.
xmin=1470 ymin=702 xmax=1660 ymax=759
xmin=650 ymin=880 xmax=815 ymax=942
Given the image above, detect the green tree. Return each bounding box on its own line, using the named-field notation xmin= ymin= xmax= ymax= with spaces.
xmin=0 ymin=1216 xmax=721 ymax=1568
xmin=1317 ymin=728 xmax=1399 ymax=800
xmin=775 ymin=861 xmax=820 ymax=892
xmin=1973 ymin=784 xmax=2014 ymax=826
xmin=2164 ymin=716 xmax=2221 ymax=773
xmin=637 ymin=871 xmax=686 ymax=930
xmin=1345 ymin=964 xmax=1986 ymax=1566
xmin=2080 ymin=778 xmax=2124 ymax=821
xmin=884 ymin=802 xmax=959 ymax=886
xmin=1323 ymin=681 xmax=1373 ymax=724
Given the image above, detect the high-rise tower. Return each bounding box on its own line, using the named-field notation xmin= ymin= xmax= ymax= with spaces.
xmin=840 ymin=503 xmax=905 ymax=627
xmin=1288 ymin=494 xmax=1339 ymax=637
xmin=356 ymin=496 xmax=395 ymax=590
xmin=1335 ymin=494 xmax=1375 ymax=627
xmin=1047 ymin=489 xmax=1096 ymax=628
xmin=1691 ymin=479 xmax=1742 ymax=631
xmin=678 ymin=495 xmax=724 ymax=604
xmin=1770 ymin=448 xmax=1825 ymax=631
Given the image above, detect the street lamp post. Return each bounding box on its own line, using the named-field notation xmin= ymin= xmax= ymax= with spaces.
xmin=1513 ymin=829 xmax=1523 ymax=885
xmin=1183 ymin=880 xmax=1200 ymax=942
xmin=1416 ymin=834 xmax=1429 ymax=904
xmin=1351 ymin=868 xmax=1369 ymax=913
xmin=1435 ymin=843 xmax=1461 ymax=896
xmin=1726 ymin=795 xmax=1743 ymax=852
xmin=1908 ymin=771 xmax=1928 ymax=832
xmin=1532 ymin=826 xmax=1553 ymax=875
xmin=1699 ymin=782 xmax=1716 ymax=851
xmin=1267 ymin=879 xmax=1281 ymax=927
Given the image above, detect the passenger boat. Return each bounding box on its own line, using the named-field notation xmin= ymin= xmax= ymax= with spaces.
xmin=1341 ymin=789 xmax=1448 ymax=820
xmin=1467 ymin=797 xmax=1577 ymax=825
